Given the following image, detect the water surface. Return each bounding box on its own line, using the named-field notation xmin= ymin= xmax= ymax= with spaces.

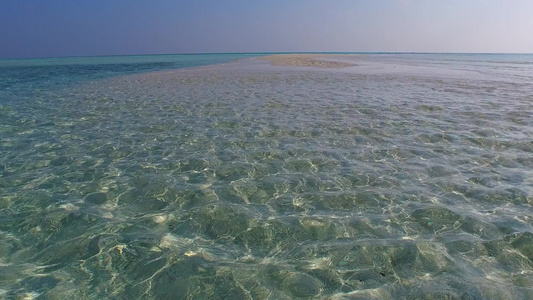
xmin=1 ymin=54 xmax=532 ymax=299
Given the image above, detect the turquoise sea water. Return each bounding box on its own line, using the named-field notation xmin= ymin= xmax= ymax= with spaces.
xmin=1 ymin=53 xmax=532 ymax=299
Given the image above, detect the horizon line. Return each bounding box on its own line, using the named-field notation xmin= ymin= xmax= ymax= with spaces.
xmin=1 ymin=51 xmax=533 ymax=60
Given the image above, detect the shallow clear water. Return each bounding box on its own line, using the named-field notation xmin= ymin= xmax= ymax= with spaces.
xmin=1 ymin=54 xmax=533 ymax=299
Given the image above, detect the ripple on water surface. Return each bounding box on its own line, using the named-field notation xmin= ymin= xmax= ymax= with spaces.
xmin=1 ymin=58 xmax=533 ymax=299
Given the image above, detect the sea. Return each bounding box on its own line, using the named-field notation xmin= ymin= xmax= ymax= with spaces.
xmin=1 ymin=53 xmax=532 ymax=299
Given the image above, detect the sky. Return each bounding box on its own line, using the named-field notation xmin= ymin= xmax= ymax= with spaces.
xmin=1 ymin=0 xmax=532 ymax=58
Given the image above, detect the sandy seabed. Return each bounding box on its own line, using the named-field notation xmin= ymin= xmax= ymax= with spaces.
xmin=3 ymin=53 xmax=533 ymax=299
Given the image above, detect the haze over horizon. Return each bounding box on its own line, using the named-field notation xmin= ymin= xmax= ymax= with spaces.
xmin=1 ymin=0 xmax=532 ymax=59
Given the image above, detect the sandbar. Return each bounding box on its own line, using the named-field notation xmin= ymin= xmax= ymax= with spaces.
xmin=258 ymin=54 xmax=356 ymax=68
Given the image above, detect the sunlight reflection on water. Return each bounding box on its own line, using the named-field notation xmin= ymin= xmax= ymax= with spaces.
xmin=1 ymin=54 xmax=533 ymax=299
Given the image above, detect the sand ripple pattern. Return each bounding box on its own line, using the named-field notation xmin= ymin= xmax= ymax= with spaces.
xmin=1 ymin=56 xmax=533 ymax=299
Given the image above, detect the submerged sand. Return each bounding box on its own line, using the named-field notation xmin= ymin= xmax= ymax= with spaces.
xmin=258 ymin=54 xmax=356 ymax=68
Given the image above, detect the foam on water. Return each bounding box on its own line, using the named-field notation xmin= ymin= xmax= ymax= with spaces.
xmin=1 ymin=54 xmax=533 ymax=299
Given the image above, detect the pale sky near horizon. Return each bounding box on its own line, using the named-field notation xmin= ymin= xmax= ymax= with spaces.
xmin=1 ymin=0 xmax=532 ymax=58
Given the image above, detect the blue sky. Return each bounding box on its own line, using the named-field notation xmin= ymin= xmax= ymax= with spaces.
xmin=1 ymin=0 xmax=532 ymax=58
